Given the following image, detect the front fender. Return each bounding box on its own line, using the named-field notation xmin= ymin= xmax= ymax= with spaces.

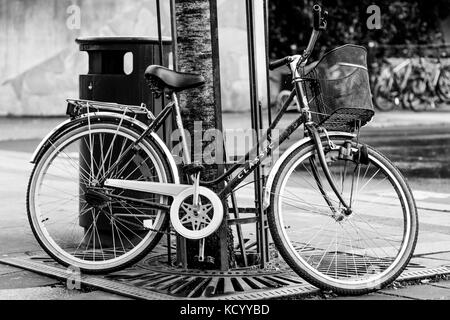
xmin=263 ymin=131 xmax=355 ymax=209
xmin=30 ymin=112 xmax=179 ymax=184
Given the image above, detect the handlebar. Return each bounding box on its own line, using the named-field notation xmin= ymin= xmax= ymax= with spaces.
xmin=313 ymin=5 xmax=321 ymax=31
xmin=313 ymin=4 xmax=327 ymax=31
xmin=269 ymin=56 xmax=291 ymax=71
xmin=269 ymin=4 xmax=328 ymax=71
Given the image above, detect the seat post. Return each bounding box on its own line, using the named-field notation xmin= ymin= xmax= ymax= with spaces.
xmin=172 ymin=92 xmax=192 ymax=165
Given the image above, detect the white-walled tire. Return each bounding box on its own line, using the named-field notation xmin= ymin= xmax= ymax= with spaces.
xmin=267 ymin=138 xmax=418 ymax=295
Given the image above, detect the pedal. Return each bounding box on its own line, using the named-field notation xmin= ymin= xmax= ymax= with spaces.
xmin=183 ymin=162 xmax=205 ymax=176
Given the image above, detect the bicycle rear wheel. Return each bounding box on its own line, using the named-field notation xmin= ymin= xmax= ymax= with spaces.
xmin=268 ymin=138 xmax=418 ymax=295
xmin=27 ymin=122 xmax=172 ymax=273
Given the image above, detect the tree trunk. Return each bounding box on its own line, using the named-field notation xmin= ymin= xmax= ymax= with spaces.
xmin=174 ymin=0 xmax=235 ymax=270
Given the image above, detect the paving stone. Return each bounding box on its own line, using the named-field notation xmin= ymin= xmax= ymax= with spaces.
xmin=0 ymin=264 xmax=22 ymax=276
xmin=331 ymin=293 xmax=413 ymax=300
xmin=0 ymin=270 xmax=60 ymax=290
xmin=380 ymin=284 xmax=450 ymax=300
xmin=419 ymin=252 xmax=450 ymax=264
xmin=0 ymin=286 xmax=80 ymax=300
xmin=430 ymin=280 xmax=450 ymax=289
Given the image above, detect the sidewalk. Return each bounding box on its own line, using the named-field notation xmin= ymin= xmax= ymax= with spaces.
xmin=1 ymin=109 xmax=450 ymax=142
xmin=307 ymin=277 xmax=450 ymax=300
xmin=0 ymin=263 xmax=128 ymax=300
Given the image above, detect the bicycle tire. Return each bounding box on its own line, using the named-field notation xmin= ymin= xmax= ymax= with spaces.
xmin=267 ymin=137 xmax=418 ymax=295
xmin=372 ymin=80 xmax=396 ymax=111
xmin=406 ymin=77 xmax=430 ymax=112
xmin=27 ymin=120 xmax=173 ymax=273
xmin=436 ymin=66 xmax=450 ymax=103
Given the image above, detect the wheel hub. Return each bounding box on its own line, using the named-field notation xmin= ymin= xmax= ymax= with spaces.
xmin=84 ymin=187 xmax=110 ymax=209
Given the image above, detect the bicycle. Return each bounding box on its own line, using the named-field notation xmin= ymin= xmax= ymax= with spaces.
xmin=406 ymin=49 xmax=450 ymax=112
xmin=27 ymin=5 xmax=418 ymax=295
xmin=372 ymin=55 xmax=420 ymax=111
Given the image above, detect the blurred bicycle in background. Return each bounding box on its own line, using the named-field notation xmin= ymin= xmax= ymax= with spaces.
xmin=371 ymin=45 xmax=450 ymax=112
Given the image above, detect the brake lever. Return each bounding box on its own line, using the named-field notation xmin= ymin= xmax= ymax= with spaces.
xmin=320 ymin=10 xmax=328 ymax=30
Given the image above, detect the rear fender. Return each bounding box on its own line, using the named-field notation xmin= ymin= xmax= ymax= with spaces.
xmin=30 ymin=112 xmax=179 ymax=184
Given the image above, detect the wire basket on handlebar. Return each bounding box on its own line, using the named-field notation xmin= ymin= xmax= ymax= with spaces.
xmin=303 ymin=44 xmax=375 ymax=132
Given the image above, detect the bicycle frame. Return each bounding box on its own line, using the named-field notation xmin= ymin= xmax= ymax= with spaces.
xmin=102 ymin=27 xmax=354 ymax=213
xmin=103 ymin=88 xmax=306 ymax=206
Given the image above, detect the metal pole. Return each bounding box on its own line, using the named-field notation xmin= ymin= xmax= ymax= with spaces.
xmin=170 ymin=0 xmax=178 ymax=71
xmin=245 ymin=0 xmax=266 ymax=268
xmin=155 ymin=0 xmax=172 ymax=266
xmin=169 ymin=0 xmax=188 ymax=269
xmin=263 ymin=0 xmax=272 ymax=127
xmin=156 ymin=0 xmax=163 ymax=63
xmin=262 ymin=0 xmax=272 ymax=263
xmin=156 ymin=0 xmax=171 ymax=144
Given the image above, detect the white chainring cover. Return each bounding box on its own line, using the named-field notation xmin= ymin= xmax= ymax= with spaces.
xmin=170 ymin=186 xmax=223 ymax=239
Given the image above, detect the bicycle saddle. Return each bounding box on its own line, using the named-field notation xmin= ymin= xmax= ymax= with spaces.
xmin=145 ymin=65 xmax=205 ymax=91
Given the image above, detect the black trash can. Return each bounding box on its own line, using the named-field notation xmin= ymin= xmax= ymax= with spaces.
xmin=77 ymin=37 xmax=172 ymax=120
xmin=76 ymin=37 xmax=172 ymax=244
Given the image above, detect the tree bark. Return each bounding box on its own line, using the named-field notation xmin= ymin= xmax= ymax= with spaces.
xmin=174 ymin=0 xmax=235 ymax=270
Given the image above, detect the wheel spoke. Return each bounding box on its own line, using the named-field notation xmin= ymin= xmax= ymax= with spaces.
xmin=29 ymin=125 xmax=167 ymax=271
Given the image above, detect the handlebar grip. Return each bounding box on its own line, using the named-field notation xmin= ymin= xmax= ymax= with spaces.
xmin=313 ymin=4 xmax=321 ymax=31
xmin=269 ymin=57 xmax=290 ymax=71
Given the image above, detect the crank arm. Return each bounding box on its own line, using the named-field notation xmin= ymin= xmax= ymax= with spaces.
xmin=198 ymin=238 xmax=205 ymax=262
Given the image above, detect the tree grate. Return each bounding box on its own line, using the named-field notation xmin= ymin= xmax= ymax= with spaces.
xmin=0 ymin=243 xmax=445 ymax=300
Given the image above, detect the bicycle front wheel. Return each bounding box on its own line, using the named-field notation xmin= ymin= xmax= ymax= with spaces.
xmin=268 ymin=138 xmax=418 ymax=295
xmin=27 ymin=122 xmax=172 ymax=273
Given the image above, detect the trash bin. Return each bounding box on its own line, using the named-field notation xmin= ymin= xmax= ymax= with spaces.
xmin=75 ymin=37 xmax=172 ymax=244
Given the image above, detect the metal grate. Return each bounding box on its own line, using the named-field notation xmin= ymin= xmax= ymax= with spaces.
xmin=0 ymin=240 xmax=445 ymax=300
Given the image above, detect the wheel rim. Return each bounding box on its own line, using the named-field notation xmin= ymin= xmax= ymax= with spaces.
xmin=406 ymin=79 xmax=429 ymax=111
xmin=438 ymin=68 xmax=450 ymax=100
xmin=273 ymin=145 xmax=412 ymax=289
xmin=29 ymin=125 xmax=167 ymax=270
